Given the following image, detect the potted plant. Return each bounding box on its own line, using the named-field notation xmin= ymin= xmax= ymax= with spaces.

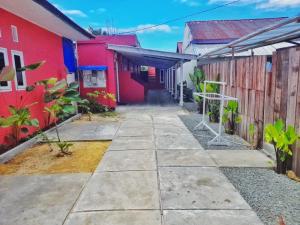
xmin=222 ymin=100 xmax=241 ymax=134
xmin=264 ymin=119 xmax=299 ymax=174
xmin=189 ymin=67 xmax=205 ymax=113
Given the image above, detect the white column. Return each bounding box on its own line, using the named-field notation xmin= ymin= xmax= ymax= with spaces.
xmin=114 ymin=54 xmax=120 ymax=102
xmin=179 ymin=61 xmax=184 ymax=106
xmin=164 ymin=69 xmax=167 ymax=89
xmin=169 ymin=68 xmax=172 ymax=93
xmin=174 ymin=65 xmax=178 ymax=99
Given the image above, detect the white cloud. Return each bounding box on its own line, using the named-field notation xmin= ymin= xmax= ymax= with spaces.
xmin=176 ymin=0 xmax=201 ymax=7
xmin=258 ymin=0 xmax=300 ymax=9
xmin=89 ymin=8 xmax=107 ymax=14
xmin=115 ymin=24 xmax=177 ymax=34
xmin=53 ymin=4 xmax=87 ymax=17
xmin=208 ymin=0 xmax=300 ymax=9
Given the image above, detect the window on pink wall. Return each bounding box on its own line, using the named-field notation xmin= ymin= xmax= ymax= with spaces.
xmin=0 ymin=47 xmax=12 ymax=92
xmin=11 ymin=25 xmax=19 ymax=43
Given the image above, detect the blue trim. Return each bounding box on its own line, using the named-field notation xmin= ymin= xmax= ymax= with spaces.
xmin=63 ymin=38 xmax=77 ymax=73
xmin=33 ymin=0 xmax=94 ymax=39
xmin=79 ymin=66 xmax=108 ymax=71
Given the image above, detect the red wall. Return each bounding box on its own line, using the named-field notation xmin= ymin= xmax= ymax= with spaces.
xmin=0 ymin=9 xmax=66 ymax=144
xmin=77 ymin=41 xmax=145 ymax=106
xmin=77 ymin=43 xmax=116 ymax=108
xmin=119 ymin=71 xmax=145 ymax=103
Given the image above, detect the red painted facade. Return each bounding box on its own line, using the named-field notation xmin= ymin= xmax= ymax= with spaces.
xmin=77 ymin=35 xmax=145 ymax=106
xmin=0 ymin=9 xmax=66 ymax=144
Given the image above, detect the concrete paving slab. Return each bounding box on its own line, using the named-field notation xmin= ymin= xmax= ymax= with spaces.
xmin=65 ymin=211 xmax=162 ymax=225
xmin=156 ymin=135 xmax=203 ymax=150
xmin=207 ymin=150 xmax=272 ymax=167
xmin=153 ymin=117 xmax=186 ymax=127
xmin=116 ymin=127 xmax=153 ymax=137
xmin=47 ymin=122 xmax=119 ymax=141
xmin=163 ymin=210 xmax=264 ymax=225
xmin=0 ymin=174 xmax=90 ymax=225
xmin=159 ymin=167 xmax=251 ymax=210
xmin=96 ymin=150 xmax=156 ymax=172
xmin=73 ymin=171 xmax=160 ymax=211
xmin=120 ymin=120 xmax=153 ymax=128
xmin=109 ymin=137 xmax=155 ymax=150
xmin=154 ymin=125 xmax=191 ymax=136
xmin=157 ymin=150 xmax=216 ymax=167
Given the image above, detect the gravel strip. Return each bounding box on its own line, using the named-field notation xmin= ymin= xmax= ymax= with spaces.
xmin=179 ymin=113 xmax=251 ymax=150
xmin=221 ymin=167 xmax=300 ymax=225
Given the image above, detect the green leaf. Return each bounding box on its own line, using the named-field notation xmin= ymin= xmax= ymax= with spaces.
xmin=68 ymin=82 xmax=79 ymax=89
xmin=17 ymin=61 xmax=45 ymax=72
xmin=0 ymin=66 xmax=16 ymax=81
xmin=62 ymin=105 xmax=76 ymax=114
xmin=48 ymin=79 xmax=67 ymax=94
xmin=64 ymin=89 xmax=80 ymax=98
xmin=30 ymin=119 xmax=39 ymax=127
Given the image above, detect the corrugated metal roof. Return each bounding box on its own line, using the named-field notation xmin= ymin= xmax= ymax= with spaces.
xmin=187 ymin=18 xmax=285 ymax=43
xmin=201 ymin=16 xmax=300 ymax=58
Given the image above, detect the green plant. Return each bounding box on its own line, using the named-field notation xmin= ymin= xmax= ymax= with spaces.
xmin=79 ymin=90 xmax=116 ymax=116
xmin=189 ymin=68 xmax=205 ymax=113
xmin=265 ymin=119 xmax=300 ymax=174
xmin=0 ymin=105 xmax=39 ymax=145
xmin=0 ymin=62 xmax=44 ymax=146
xmin=249 ymin=123 xmax=256 ymax=149
xmin=222 ymin=100 xmax=241 ymax=134
xmin=206 ymin=82 xmax=220 ymax=123
xmin=55 ymin=141 xmax=73 ymax=156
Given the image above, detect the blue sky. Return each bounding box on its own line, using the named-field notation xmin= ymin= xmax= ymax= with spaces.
xmin=49 ymin=0 xmax=300 ymax=52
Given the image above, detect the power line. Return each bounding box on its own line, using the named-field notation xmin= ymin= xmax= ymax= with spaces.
xmin=117 ymin=0 xmax=242 ymax=35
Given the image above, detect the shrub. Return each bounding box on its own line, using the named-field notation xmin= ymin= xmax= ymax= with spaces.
xmin=222 ymin=100 xmax=241 ymax=134
xmin=264 ymin=119 xmax=299 ymax=174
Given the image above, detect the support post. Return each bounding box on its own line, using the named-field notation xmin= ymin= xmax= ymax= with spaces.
xmin=174 ymin=65 xmax=178 ymax=99
xmin=179 ymin=60 xmax=184 ymax=106
xmin=115 ymin=54 xmax=120 ymax=102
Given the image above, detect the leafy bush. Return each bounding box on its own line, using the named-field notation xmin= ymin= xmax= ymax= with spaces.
xmin=189 ymin=68 xmax=205 ymax=113
xmin=222 ymin=100 xmax=241 ymax=134
xmin=0 ymin=62 xmax=43 ymax=146
xmin=264 ymin=119 xmax=300 ymax=174
xmin=78 ymin=90 xmax=116 ymax=116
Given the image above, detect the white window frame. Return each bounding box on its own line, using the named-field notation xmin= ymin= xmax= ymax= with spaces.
xmin=11 ymin=50 xmax=26 ymax=90
xmin=11 ymin=25 xmax=19 ymax=43
xmin=0 ymin=47 xmax=12 ymax=92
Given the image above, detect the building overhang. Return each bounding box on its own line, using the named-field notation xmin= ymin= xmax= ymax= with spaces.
xmin=78 ymin=65 xmax=108 ymax=71
xmin=1 ymin=0 xmax=94 ymax=40
xmin=107 ymin=44 xmax=197 ymax=69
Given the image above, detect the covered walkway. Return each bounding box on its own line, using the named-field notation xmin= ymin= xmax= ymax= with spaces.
xmin=107 ymin=44 xmax=197 ymax=106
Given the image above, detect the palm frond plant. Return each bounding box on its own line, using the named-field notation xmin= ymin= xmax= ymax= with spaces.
xmin=222 ymin=100 xmax=241 ymax=135
xmin=0 ymin=62 xmax=44 ymax=146
xmin=189 ymin=67 xmax=205 ymax=113
xmin=264 ymin=119 xmax=300 ymax=174
xmin=0 ymin=105 xmax=39 ymax=145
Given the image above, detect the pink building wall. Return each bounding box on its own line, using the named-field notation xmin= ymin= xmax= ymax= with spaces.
xmin=0 ymin=9 xmax=66 ymax=145
xmin=77 ymin=36 xmax=145 ymax=106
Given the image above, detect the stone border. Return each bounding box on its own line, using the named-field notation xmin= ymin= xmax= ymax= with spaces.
xmin=0 ymin=114 xmax=81 ymax=163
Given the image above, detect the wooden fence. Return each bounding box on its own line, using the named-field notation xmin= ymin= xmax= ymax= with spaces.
xmin=201 ymin=47 xmax=300 ymax=175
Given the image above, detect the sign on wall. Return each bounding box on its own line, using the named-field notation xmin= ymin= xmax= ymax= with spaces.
xmin=83 ymin=70 xmax=106 ymax=88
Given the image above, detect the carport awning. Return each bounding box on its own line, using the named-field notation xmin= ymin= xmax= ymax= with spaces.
xmin=107 ymin=44 xmax=197 ymax=69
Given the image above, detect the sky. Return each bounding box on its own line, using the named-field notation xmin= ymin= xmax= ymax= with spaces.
xmin=49 ymin=0 xmax=300 ymax=52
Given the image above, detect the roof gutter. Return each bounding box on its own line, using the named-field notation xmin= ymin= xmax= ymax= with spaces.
xmin=32 ymin=0 xmax=94 ymax=39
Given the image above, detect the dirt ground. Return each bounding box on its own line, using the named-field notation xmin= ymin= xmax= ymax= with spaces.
xmin=0 ymin=141 xmax=111 ymax=175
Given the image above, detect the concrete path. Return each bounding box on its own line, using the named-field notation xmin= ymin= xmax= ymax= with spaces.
xmin=64 ymin=106 xmax=265 ymax=225
xmin=0 ymin=106 xmax=271 ymax=225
